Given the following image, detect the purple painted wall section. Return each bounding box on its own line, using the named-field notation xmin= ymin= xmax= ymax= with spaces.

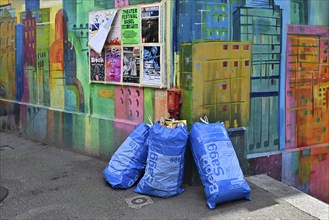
xmin=248 ymin=154 xmax=282 ymax=181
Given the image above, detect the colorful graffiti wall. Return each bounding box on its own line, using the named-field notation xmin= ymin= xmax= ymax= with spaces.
xmin=0 ymin=0 xmax=328 ymax=203
xmin=177 ymin=0 xmax=328 ymax=203
xmin=0 ymin=0 xmax=168 ymax=160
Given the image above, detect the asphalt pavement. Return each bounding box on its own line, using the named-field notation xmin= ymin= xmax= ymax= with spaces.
xmin=0 ymin=132 xmax=328 ymax=219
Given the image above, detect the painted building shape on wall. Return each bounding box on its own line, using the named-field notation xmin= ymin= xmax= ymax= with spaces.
xmin=233 ymin=2 xmax=282 ymax=153
xmin=20 ymin=10 xmax=37 ymax=103
xmin=181 ymin=41 xmax=251 ymax=129
xmin=25 ymin=0 xmax=40 ymax=12
xmin=49 ymin=9 xmax=65 ymax=109
xmin=285 ymin=25 xmax=329 ymax=149
xmin=177 ymin=0 xmax=231 ymax=43
xmin=0 ymin=7 xmax=16 ymax=99
xmin=290 ymin=0 xmax=308 ymax=25
xmin=36 ymin=8 xmax=51 ymax=106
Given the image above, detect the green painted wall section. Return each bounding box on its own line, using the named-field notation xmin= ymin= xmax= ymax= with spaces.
xmin=90 ymin=84 xmax=115 ymax=119
xmin=143 ymin=88 xmax=154 ymax=123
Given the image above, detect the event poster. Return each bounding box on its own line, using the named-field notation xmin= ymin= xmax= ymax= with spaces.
xmin=142 ymin=46 xmax=161 ymax=84
xmin=90 ymin=49 xmax=105 ymax=82
xmin=141 ymin=6 xmax=159 ymax=43
xmin=89 ymin=9 xmax=118 ymax=40
xmin=106 ymin=10 xmax=122 ymax=45
xmin=121 ymin=7 xmax=140 ymax=44
xmin=123 ymin=47 xmax=140 ymax=84
xmin=105 ymin=47 xmax=121 ymax=82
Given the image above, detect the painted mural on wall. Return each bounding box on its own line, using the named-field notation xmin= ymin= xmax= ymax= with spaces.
xmin=177 ymin=0 xmax=329 ymax=203
xmin=0 ymin=0 xmax=329 ymax=204
xmin=0 ymin=0 xmax=165 ymax=155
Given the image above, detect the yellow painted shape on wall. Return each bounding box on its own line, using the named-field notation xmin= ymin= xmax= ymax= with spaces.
xmin=191 ymin=41 xmax=251 ymax=126
xmin=49 ymin=69 xmax=64 ymax=109
xmin=192 ymin=41 xmax=251 ymax=61
xmin=49 ymin=3 xmax=62 ymax=48
xmin=7 ymin=0 xmax=24 ymax=23
xmin=192 ymin=61 xmax=204 ymax=120
xmin=192 ymin=42 xmax=222 ymax=61
xmin=98 ymin=89 xmax=114 ymax=99
xmin=0 ymin=0 xmax=10 ymax=5
xmin=50 ymin=63 xmax=63 ymax=71
xmin=232 ymin=102 xmax=250 ymax=127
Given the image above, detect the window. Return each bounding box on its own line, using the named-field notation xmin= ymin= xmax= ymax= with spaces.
xmin=223 ymin=45 xmax=228 ymax=50
xmin=233 ymin=45 xmax=239 ymax=50
xmin=223 ymin=61 xmax=228 ymax=67
xmin=234 ymin=61 xmax=238 ymax=67
xmin=300 ymin=54 xmax=306 ymax=60
xmin=245 ymin=60 xmax=249 ymax=66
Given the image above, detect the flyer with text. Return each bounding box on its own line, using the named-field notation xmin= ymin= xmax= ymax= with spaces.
xmin=121 ymin=7 xmax=140 ymax=44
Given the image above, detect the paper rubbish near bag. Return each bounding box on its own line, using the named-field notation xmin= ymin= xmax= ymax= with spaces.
xmin=103 ymin=123 xmax=150 ymax=189
xmin=189 ymin=122 xmax=251 ymax=209
xmin=134 ymin=121 xmax=188 ymax=198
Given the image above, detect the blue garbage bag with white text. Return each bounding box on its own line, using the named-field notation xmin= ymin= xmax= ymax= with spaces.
xmin=103 ymin=123 xmax=150 ymax=189
xmin=189 ymin=122 xmax=251 ymax=209
xmin=134 ymin=122 xmax=188 ymax=198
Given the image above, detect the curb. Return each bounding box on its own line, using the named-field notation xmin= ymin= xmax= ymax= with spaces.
xmin=247 ymin=174 xmax=329 ymax=220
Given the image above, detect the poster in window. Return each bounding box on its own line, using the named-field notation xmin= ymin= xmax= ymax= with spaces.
xmin=123 ymin=47 xmax=140 ymax=84
xmin=90 ymin=49 xmax=105 ymax=82
xmin=89 ymin=9 xmax=118 ymax=40
xmin=106 ymin=10 xmax=121 ymax=45
xmin=105 ymin=46 xmax=121 ymax=82
xmin=141 ymin=6 xmax=159 ymax=43
xmin=121 ymin=7 xmax=140 ymax=44
xmin=142 ymin=46 xmax=161 ymax=84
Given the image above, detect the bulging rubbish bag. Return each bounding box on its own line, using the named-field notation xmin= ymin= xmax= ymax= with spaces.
xmin=189 ymin=122 xmax=251 ymax=209
xmin=134 ymin=121 xmax=188 ymax=198
xmin=103 ymin=123 xmax=150 ymax=189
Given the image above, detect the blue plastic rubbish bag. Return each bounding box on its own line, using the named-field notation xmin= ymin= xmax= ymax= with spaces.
xmin=103 ymin=123 xmax=150 ymax=189
xmin=134 ymin=122 xmax=188 ymax=198
xmin=190 ymin=122 xmax=251 ymax=209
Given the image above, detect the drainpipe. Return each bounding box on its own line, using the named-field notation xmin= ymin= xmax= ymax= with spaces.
xmin=173 ymin=0 xmax=179 ymax=88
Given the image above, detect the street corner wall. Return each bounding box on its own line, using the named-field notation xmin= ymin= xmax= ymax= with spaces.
xmin=0 ymin=0 xmax=169 ymax=160
xmin=176 ymin=0 xmax=329 ymax=203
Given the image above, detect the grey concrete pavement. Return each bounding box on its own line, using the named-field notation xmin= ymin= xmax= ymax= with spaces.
xmin=0 ymin=131 xmax=328 ymax=219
